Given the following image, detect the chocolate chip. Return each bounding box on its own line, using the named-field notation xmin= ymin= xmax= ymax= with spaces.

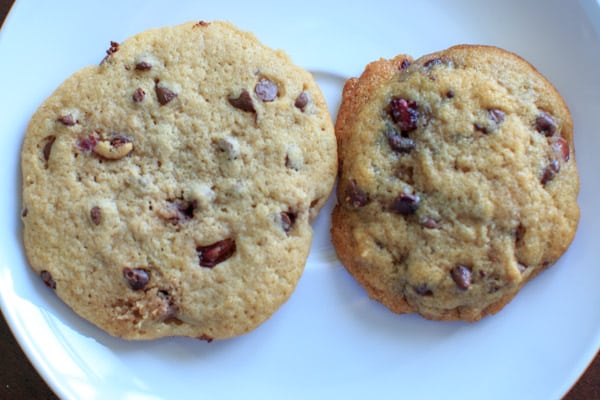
xmin=541 ymin=159 xmax=560 ymax=185
xmin=385 ymin=129 xmax=415 ymax=154
xmin=387 ymin=98 xmax=419 ymax=133
xmin=474 ymin=123 xmax=488 ymax=134
xmin=57 ymin=114 xmax=76 ymax=126
xmin=255 ymin=78 xmax=278 ymax=102
xmin=400 ymin=59 xmax=411 ymax=70
xmin=101 ymin=41 xmax=119 ymax=64
xmin=390 ymin=193 xmax=420 ymax=215
xmin=515 ymin=223 xmax=525 ymax=244
xmin=123 ymin=267 xmax=150 ymax=290
xmin=489 ymin=108 xmax=506 ymax=125
xmin=198 ymin=334 xmax=214 ymax=343
xmin=424 ymin=58 xmax=443 ymax=68
xmin=294 ymin=91 xmax=309 ymax=111
xmin=517 ymin=263 xmax=527 ymax=273
xmin=132 ymin=88 xmax=145 ymax=102
xmin=40 ymin=270 xmax=56 ymax=290
xmin=446 ymin=90 xmax=455 ymax=99
xmin=135 ymin=61 xmax=152 ymax=71
xmin=551 ymin=136 xmax=570 ymax=162
xmin=76 ymin=134 xmax=98 ymax=152
xmin=414 ymin=284 xmax=433 ymax=296
xmin=281 ymin=211 xmax=297 ymax=234
xmin=155 ymin=82 xmax=177 ymax=105
xmin=21 ymin=208 xmax=28 ymax=218
xmin=194 ymin=21 xmax=210 ymax=28
xmin=42 ymin=136 xmax=56 ymax=163
xmin=344 ymin=180 xmax=369 ymax=208
xmin=535 ymin=112 xmax=557 ymax=136
xmin=421 ymin=216 xmax=438 ymax=229
xmin=157 ymin=290 xmax=179 ymax=322
xmin=197 ymin=239 xmax=236 ymax=268
xmin=228 ymin=89 xmax=255 ymax=113
xmin=451 ymin=265 xmax=472 ymax=290
xmin=90 ymin=206 xmax=102 ymax=225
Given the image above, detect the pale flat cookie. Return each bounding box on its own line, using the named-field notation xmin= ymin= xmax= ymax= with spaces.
xmin=21 ymin=21 xmax=336 ymax=340
xmin=332 ymin=45 xmax=579 ymax=321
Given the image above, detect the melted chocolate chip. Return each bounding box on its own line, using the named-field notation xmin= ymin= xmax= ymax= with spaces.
xmin=155 ymin=83 xmax=177 ymax=105
xmin=541 ymin=159 xmax=560 ymax=185
xmin=255 ymin=78 xmax=278 ymax=102
xmin=385 ymin=129 xmax=415 ymax=154
xmin=135 ymin=61 xmax=152 ymax=71
xmin=400 ymin=59 xmax=412 ymax=70
xmin=390 ymin=193 xmax=420 ymax=215
xmin=123 ymin=267 xmax=150 ymax=290
xmin=281 ymin=211 xmax=297 ymax=234
xmin=58 ymin=114 xmax=76 ymax=126
xmin=132 ymin=88 xmax=146 ymax=102
xmin=535 ymin=112 xmax=557 ymax=136
xmin=228 ymin=89 xmax=255 ymax=113
xmin=40 ymin=270 xmax=56 ymax=290
xmin=451 ymin=265 xmax=472 ymax=290
xmin=76 ymin=134 xmax=98 ymax=152
xmin=197 ymin=239 xmax=236 ymax=268
xmin=294 ymin=91 xmax=309 ymax=111
xmin=414 ymin=284 xmax=433 ymax=296
xmin=42 ymin=136 xmax=56 ymax=163
xmin=388 ymin=98 xmax=419 ymax=133
xmin=90 ymin=206 xmax=102 ymax=225
xmin=344 ymin=180 xmax=369 ymax=208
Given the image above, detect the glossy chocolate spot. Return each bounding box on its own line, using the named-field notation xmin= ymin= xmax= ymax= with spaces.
xmin=255 ymin=78 xmax=278 ymax=102
xmin=135 ymin=61 xmax=152 ymax=71
xmin=541 ymin=159 xmax=560 ymax=185
xmin=451 ymin=265 xmax=472 ymax=290
xmin=488 ymin=108 xmax=506 ymax=125
xmin=385 ymin=129 xmax=415 ymax=154
xmin=58 ymin=114 xmax=76 ymax=126
xmin=42 ymin=136 xmax=56 ymax=163
xmin=388 ymin=98 xmax=418 ymax=133
xmin=551 ymin=136 xmax=570 ymax=162
xmin=123 ymin=267 xmax=150 ymax=290
xmin=535 ymin=112 xmax=557 ymax=136
xmin=294 ymin=91 xmax=309 ymax=111
xmin=281 ymin=211 xmax=297 ymax=234
xmin=197 ymin=239 xmax=236 ymax=268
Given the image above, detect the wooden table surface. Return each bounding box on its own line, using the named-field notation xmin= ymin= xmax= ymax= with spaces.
xmin=0 ymin=0 xmax=599 ymax=399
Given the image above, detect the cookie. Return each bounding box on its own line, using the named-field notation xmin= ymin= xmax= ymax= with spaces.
xmin=331 ymin=45 xmax=579 ymax=321
xmin=21 ymin=21 xmax=336 ymax=340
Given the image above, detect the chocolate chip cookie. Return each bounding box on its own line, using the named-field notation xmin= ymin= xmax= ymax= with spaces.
xmin=21 ymin=21 xmax=337 ymax=340
xmin=331 ymin=45 xmax=579 ymax=321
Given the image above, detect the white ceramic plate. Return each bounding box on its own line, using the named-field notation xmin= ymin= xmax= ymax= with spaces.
xmin=2 ymin=1 xmax=599 ymax=399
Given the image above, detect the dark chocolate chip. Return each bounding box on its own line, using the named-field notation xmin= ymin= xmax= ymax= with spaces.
xmin=551 ymin=136 xmax=570 ymax=162
xmin=400 ymin=59 xmax=412 ymax=70
xmin=489 ymin=108 xmax=506 ymax=125
xmin=541 ymin=159 xmax=560 ymax=185
xmin=446 ymin=90 xmax=455 ymax=99
xmin=414 ymin=284 xmax=433 ymax=296
xmin=135 ymin=61 xmax=152 ymax=71
xmin=424 ymin=58 xmax=443 ymax=68
xmin=387 ymin=98 xmax=419 ymax=133
xmin=76 ymin=134 xmax=98 ymax=152
xmin=198 ymin=334 xmax=214 ymax=343
xmin=40 ymin=270 xmax=56 ymax=290
xmin=123 ymin=267 xmax=150 ymax=290
xmin=90 ymin=206 xmax=102 ymax=225
xmin=155 ymin=83 xmax=177 ymax=105
xmin=344 ymin=180 xmax=369 ymax=208
xmin=101 ymin=41 xmax=119 ymax=64
xmin=42 ymin=136 xmax=56 ymax=162
xmin=385 ymin=129 xmax=415 ymax=154
xmin=194 ymin=21 xmax=210 ymax=28
xmin=197 ymin=239 xmax=236 ymax=268
xmin=132 ymin=88 xmax=146 ymax=102
xmin=255 ymin=78 xmax=278 ymax=102
xmin=451 ymin=264 xmax=472 ymax=290
xmin=474 ymin=123 xmax=488 ymax=134
xmin=535 ymin=112 xmax=557 ymax=136
xmin=281 ymin=211 xmax=297 ymax=234
xmin=294 ymin=91 xmax=309 ymax=111
xmin=58 ymin=114 xmax=76 ymax=126
xmin=21 ymin=208 xmax=28 ymax=218
xmin=228 ymin=89 xmax=255 ymax=113
xmin=390 ymin=193 xmax=420 ymax=215
xmin=515 ymin=223 xmax=525 ymax=244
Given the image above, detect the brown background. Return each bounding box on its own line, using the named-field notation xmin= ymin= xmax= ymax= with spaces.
xmin=0 ymin=0 xmax=598 ymax=398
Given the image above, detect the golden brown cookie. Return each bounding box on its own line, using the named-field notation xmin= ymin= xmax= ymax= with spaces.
xmin=21 ymin=21 xmax=336 ymax=340
xmin=332 ymin=45 xmax=579 ymax=321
